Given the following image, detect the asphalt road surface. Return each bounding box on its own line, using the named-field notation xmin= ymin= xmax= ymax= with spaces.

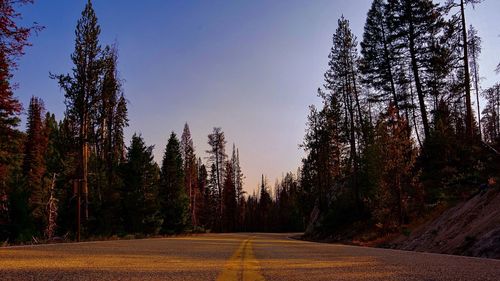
xmin=1 ymin=233 xmax=499 ymax=281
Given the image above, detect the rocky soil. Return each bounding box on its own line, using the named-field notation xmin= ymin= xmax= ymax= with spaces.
xmin=390 ymin=189 xmax=500 ymax=259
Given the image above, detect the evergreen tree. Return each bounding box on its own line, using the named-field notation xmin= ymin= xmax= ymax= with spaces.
xmin=419 ymin=100 xmax=475 ymax=203
xmin=113 ymin=94 xmax=128 ymax=162
xmin=274 ymin=173 xmax=303 ymax=232
xmin=206 ymin=163 xmax=218 ymax=230
xmin=121 ymin=134 xmax=161 ymax=234
xmin=222 ymin=161 xmax=237 ymax=232
xmin=43 ymin=113 xmax=61 ymax=176
xmin=22 ymin=96 xmax=49 ymax=234
xmin=361 ymin=0 xmax=400 ymax=109
xmin=481 ymin=84 xmax=499 ymax=145
xmin=197 ymin=160 xmax=210 ymax=228
xmin=180 ymin=123 xmax=197 ymax=227
xmin=159 ymin=132 xmax=189 ymax=233
xmin=258 ymin=175 xmax=272 ymax=232
xmin=206 ymin=127 xmax=226 ymax=230
xmin=95 ymin=46 xmax=128 ymax=235
xmin=386 ymin=0 xmax=444 ymax=140
xmin=231 ymin=145 xmax=245 ymax=229
xmin=324 ymin=16 xmax=366 ymax=210
xmin=52 ymin=0 xmax=103 ymax=239
xmin=368 ymin=104 xmax=419 ymax=230
xmin=302 ymin=93 xmax=343 ymax=212
xmin=243 ymin=191 xmax=259 ymax=231
xmin=0 ymin=48 xmax=22 ymax=186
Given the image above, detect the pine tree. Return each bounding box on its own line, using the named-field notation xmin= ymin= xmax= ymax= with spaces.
xmin=386 ymin=0 xmax=444 ymax=140
xmin=274 ymin=173 xmax=303 ymax=232
xmin=43 ymin=113 xmax=61 ymax=175
xmin=22 ymin=96 xmax=49 ymax=234
xmin=481 ymin=84 xmax=499 ymax=145
xmin=302 ymin=91 xmax=343 ymax=212
xmin=159 ymin=132 xmax=189 ymax=234
xmin=222 ymin=161 xmax=237 ymax=232
xmin=361 ymin=0 xmax=400 ymax=109
xmin=52 ymin=0 xmax=103 ymax=240
xmin=243 ymin=191 xmax=259 ymax=231
xmin=258 ymin=175 xmax=272 ymax=232
xmin=95 ymin=46 xmax=128 ymax=235
xmin=231 ymin=145 xmax=245 ymax=229
xmin=0 ymin=49 xmax=22 ymax=184
xmin=113 ymin=94 xmax=128 ymax=163
xmin=369 ymin=104 xmax=419 ymax=230
xmin=206 ymin=127 xmax=226 ymax=230
xmin=121 ymin=134 xmax=161 ymax=234
xmin=206 ymin=163 xmax=218 ymax=230
xmin=324 ymin=16 xmax=365 ymax=210
xmin=197 ymin=160 xmax=210 ymax=228
xmin=180 ymin=123 xmax=197 ymax=227
xmin=419 ymin=100 xmax=473 ymax=203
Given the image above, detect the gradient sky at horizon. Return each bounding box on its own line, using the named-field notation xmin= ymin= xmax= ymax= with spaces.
xmin=13 ymin=0 xmax=500 ymax=193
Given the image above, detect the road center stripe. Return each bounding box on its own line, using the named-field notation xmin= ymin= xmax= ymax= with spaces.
xmin=216 ymin=237 xmax=265 ymax=281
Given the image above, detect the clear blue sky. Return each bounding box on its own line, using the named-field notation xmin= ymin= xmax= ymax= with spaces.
xmin=13 ymin=0 xmax=500 ymax=193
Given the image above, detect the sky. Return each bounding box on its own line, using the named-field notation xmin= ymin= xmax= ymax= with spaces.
xmin=13 ymin=0 xmax=500 ymax=193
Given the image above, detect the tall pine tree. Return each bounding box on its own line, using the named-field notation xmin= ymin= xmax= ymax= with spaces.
xmin=361 ymin=0 xmax=400 ymax=110
xmin=53 ymin=0 xmax=103 ymax=239
xmin=180 ymin=123 xmax=197 ymax=227
xmin=324 ymin=16 xmax=366 ymax=210
xmin=206 ymin=127 xmax=226 ymax=231
xmin=121 ymin=134 xmax=161 ymax=234
xmin=222 ymin=161 xmax=237 ymax=232
xmin=386 ymin=0 xmax=444 ymax=140
xmin=22 ymin=96 xmax=49 ymax=234
xmin=159 ymin=132 xmax=189 ymax=234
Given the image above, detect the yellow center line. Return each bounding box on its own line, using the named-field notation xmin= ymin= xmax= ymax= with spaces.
xmin=242 ymin=238 xmax=265 ymax=281
xmin=216 ymin=237 xmax=265 ymax=281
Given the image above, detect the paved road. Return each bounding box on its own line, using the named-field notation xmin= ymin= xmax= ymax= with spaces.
xmin=1 ymin=233 xmax=499 ymax=280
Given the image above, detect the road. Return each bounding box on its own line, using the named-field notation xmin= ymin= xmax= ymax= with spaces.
xmin=1 ymin=233 xmax=499 ymax=280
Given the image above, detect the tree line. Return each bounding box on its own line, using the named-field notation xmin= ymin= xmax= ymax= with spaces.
xmin=0 ymin=0 xmax=267 ymax=242
xmin=1 ymin=0 xmax=499 ymax=243
xmin=298 ymin=0 xmax=499 ymax=237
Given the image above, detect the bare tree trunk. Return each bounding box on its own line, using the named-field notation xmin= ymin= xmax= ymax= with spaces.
xmin=461 ymin=0 xmax=474 ymax=139
xmin=408 ymin=73 xmax=423 ymax=148
xmin=408 ymin=25 xmax=429 ymax=140
xmin=472 ymin=59 xmax=481 ymax=139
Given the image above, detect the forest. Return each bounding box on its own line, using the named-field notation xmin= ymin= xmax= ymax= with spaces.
xmin=0 ymin=0 xmax=499 ymax=244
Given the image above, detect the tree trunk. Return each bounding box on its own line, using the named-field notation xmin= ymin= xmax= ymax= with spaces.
xmin=408 ymin=18 xmax=430 ymax=140
xmin=471 ymin=37 xmax=481 ymax=139
xmin=461 ymin=0 xmax=474 ymax=139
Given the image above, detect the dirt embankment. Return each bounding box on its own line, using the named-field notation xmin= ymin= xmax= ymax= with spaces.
xmin=389 ymin=189 xmax=500 ymax=259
